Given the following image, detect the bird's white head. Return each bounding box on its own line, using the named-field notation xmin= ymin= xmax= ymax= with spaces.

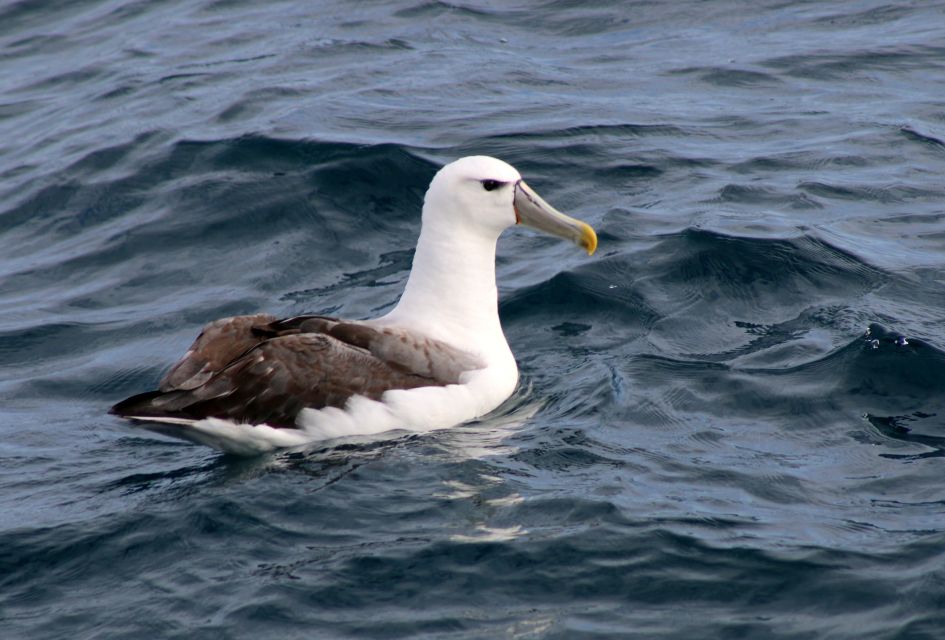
xmin=386 ymin=155 xmax=596 ymax=339
xmin=423 ymin=155 xmax=597 ymax=255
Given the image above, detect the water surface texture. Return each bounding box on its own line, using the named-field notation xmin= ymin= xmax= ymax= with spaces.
xmin=2 ymin=1 xmax=945 ymax=638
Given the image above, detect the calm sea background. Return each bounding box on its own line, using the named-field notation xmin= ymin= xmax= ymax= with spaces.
xmin=2 ymin=1 xmax=945 ymax=638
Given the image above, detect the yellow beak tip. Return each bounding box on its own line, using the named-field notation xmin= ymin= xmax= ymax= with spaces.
xmin=581 ymin=225 xmax=598 ymax=256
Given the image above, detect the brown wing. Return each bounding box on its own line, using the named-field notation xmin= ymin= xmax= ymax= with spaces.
xmin=160 ymin=314 xmax=277 ymax=391
xmin=258 ymin=315 xmax=484 ymax=382
xmin=111 ymin=314 xmax=482 ymax=428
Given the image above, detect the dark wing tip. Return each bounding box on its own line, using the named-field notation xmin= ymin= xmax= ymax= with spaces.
xmin=110 ymin=390 xmax=165 ymax=418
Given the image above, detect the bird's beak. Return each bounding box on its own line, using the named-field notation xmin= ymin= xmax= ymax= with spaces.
xmin=513 ymin=180 xmax=597 ymax=256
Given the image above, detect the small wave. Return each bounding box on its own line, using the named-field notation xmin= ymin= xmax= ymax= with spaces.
xmin=900 ymin=126 xmax=945 ymax=152
xmin=671 ymin=66 xmax=783 ymax=88
xmin=637 ymin=228 xmax=887 ymax=329
xmin=798 ymin=180 xmax=939 ymax=204
xmin=742 ymin=323 xmax=945 ymax=424
xmin=501 ymin=259 xmax=658 ymax=326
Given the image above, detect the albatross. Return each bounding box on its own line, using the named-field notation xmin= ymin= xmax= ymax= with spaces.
xmin=111 ymin=156 xmax=597 ymax=455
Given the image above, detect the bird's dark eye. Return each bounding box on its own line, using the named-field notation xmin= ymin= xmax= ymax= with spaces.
xmin=481 ymin=179 xmax=502 ymax=192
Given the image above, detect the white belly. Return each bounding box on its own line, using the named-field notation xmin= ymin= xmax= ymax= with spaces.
xmin=296 ymin=359 xmax=519 ymax=441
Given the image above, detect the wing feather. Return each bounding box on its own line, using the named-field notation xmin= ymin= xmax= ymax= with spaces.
xmin=111 ymin=314 xmax=483 ymax=428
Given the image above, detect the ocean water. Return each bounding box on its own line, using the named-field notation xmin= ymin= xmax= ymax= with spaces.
xmin=2 ymin=0 xmax=945 ymax=637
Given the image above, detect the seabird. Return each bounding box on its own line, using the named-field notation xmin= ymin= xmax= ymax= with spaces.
xmin=111 ymin=156 xmax=597 ymax=455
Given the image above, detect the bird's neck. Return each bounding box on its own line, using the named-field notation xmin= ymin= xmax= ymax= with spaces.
xmin=383 ymin=220 xmax=507 ymax=354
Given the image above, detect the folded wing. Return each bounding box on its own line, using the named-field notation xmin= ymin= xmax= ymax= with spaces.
xmin=110 ymin=314 xmax=483 ymax=428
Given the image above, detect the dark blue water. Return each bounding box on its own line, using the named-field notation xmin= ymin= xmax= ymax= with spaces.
xmin=3 ymin=1 xmax=945 ymax=637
